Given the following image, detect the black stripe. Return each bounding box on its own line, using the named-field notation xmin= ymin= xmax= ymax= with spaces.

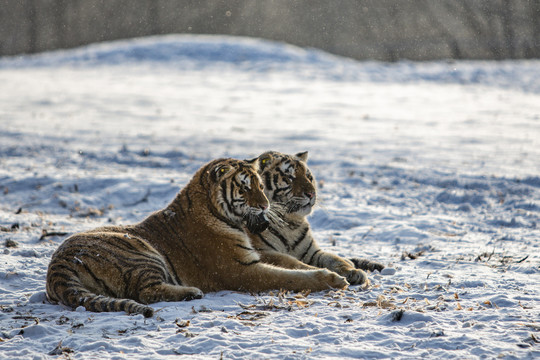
xmin=49 ymin=270 xmax=76 ymax=282
xmin=305 ymin=246 xmax=319 ymax=265
xmin=113 ymin=235 xmax=143 ymax=252
xmin=78 ymin=258 xmax=115 ymax=296
xmin=229 ymin=180 xmax=245 ymax=217
xmin=163 ymin=253 xmax=182 ymax=285
xmin=49 ymin=263 xmax=78 ymax=276
xmin=117 ymin=299 xmax=130 ymax=311
xmin=107 ymin=299 xmax=118 ymax=311
xmin=203 ymin=176 xmax=244 ymax=232
xmin=291 ymin=227 xmax=309 ymax=251
xmin=113 ymin=254 xmax=166 ymax=270
xmin=127 ymin=302 xmax=136 ymax=313
xmin=265 ymin=172 xmax=272 ymax=190
xmin=98 ymin=298 xmax=109 ymax=312
xmin=185 ymin=188 xmax=193 ymax=209
xmin=75 ymin=247 xmax=162 ymax=270
xmin=268 ymin=226 xmax=290 ymax=250
xmin=315 ymin=251 xmax=324 ymax=267
xmin=207 ymin=201 xmax=244 ymax=233
xmin=58 ymin=237 xmax=137 ymax=256
xmin=77 ymin=233 xmax=140 ymax=252
xmin=139 ymin=280 xmax=163 ymax=292
xmin=273 ymin=186 xmax=290 ymax=195
xmin=222 ymin=181 xmax=235 ymax=215
xmin=59 ymin=236 xmax=135 ymax=255
xmin=173 ymin=199 xmax=187 ymax=218
xmin=236 ymin=259 xmax=260 ymax=266
xmin=87 ymin=296 xmax=103 ymax=311
xmin=132 ymin=270 xmax=162 ymax=292
xmin=125 ymin=234 xmax=156 ymax=253
xmin=235 ymin=244 xmax=254 ymax=251
xmin=273 ymin=173 xmax=280 ymax=189
xmin=121 ymin=264 xmax=134 ymax=295
xmin=276 ymin=166 xmax=288 ymax=177
xmin=53 ymin=281 xmax=83 ymax=299
xmin=256 ymin=233 xmax=278 ymax=251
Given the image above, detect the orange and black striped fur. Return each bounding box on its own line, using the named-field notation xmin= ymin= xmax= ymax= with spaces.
xmin=249 ymin=151 xmax=384 ymax=286
xmin=46 ymin=158 xmax=348 ymax=317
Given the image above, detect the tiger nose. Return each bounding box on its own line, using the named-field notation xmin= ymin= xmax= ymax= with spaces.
xmin=305 ymin=192 xmax=315 ymax=199
xmin=259 ymin=204 xmax=269 ymax=211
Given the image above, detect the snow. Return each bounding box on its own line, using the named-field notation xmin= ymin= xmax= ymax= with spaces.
xmin=1 ymin=34 xmax=539 ymax=359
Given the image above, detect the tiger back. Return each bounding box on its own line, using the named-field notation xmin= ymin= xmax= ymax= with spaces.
xmin=46 ymin=158 xmax=348 ymax=317
xmin=249 ymin=151 xmax=384 ymax=286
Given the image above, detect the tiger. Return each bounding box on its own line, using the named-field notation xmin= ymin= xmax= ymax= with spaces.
xmin=46 ymin=158 xmax=348 ymax=317
xmin=248 ymin=151 xmax=384 ymax=287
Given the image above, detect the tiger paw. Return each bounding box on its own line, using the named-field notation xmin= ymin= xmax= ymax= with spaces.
xmin=344 ymin=268 xmax=370 ymax=286
xmin=182 ymin=287 xmax=204 ymax=300
xmin=349 ymin=257 xmax=385 ymax=272
xmin=315 ymin=269 xmax=349 ymax=289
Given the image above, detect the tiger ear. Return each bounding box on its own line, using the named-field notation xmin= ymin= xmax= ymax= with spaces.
xmin=244 ymin=157 xmax=260 ymax=172
xmin=295 ymin=151 xmax=308 ymax=162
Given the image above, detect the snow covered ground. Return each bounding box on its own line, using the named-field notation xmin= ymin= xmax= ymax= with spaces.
xmin=1 ymin=34 xmax=539 ymax=359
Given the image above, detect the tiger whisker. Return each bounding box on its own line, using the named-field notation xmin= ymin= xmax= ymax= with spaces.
xmin=266 ymin=208 xmax=286 ymax=228
xmin=285 ymin=198 xmax=304 ymax=213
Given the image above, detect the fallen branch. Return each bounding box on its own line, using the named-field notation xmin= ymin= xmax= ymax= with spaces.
xmin=39 ymin=230 xmax=68 ymax=241
xmin=475 ymin=249 xmax=495 ymax=262
xmin=401 ymin=251 xmax=424 ymax=260
xmin=515 ymin=255 xmax=529 ymax=264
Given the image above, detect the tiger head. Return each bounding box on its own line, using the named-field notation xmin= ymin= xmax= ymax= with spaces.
xmin=255 ymin=151 xmax=316 ymax=217
xmin=207 ymin=158 xmax=270 ymax=234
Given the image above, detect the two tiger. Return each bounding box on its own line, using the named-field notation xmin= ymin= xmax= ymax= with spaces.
xmin=46 ymin=152 xmax=383 ymax=317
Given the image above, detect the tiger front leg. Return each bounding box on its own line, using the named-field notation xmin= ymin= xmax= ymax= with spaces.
xmin=258 ymin=250 xmax=318 ymax=270
xmin=236 ymin=263 xmax=349 ymax=293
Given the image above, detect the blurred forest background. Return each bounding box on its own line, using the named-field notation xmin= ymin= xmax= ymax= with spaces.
xmin=1 ymin=0 xmax=539 ymax=61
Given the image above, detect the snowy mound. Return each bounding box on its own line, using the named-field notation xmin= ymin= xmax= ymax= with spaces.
xmin=2 ymin=34 xmax=540 ymax=92
xmin=0 ymin=34 xmax=337 ymax=68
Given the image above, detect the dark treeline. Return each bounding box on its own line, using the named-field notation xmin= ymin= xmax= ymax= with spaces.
xmin=1 ymin=0 xmax=539 ymax=60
